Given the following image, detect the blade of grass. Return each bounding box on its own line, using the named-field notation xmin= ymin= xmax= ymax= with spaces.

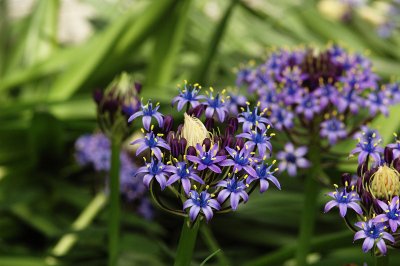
xmin=47 ymin=0 xmax=177 ymax=101
xmin=192 ymin=0 xmax=240 ymax=84
xmin=144 ymin=0 xmax=191 ymax=94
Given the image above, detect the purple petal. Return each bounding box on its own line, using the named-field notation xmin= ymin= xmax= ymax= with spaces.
xmin=189 ymin=206 xmax=200 ymax=221
xmin=339 ymin=203 xmax=348 ymax=217
xmin=183 ymin=199 xmax=194 ymax=209
xmin=376 ymin=239 xmax=387 ymax=255
xmin=287 ymin=163 xmax=297 ymax=176
xmin=217 ymin=189 xmax=231 ymax=203
xmin=362 ymin=238 xmax=374 ymax=253
xmin=353 ymin=230 xmax=367 ymax=241
xmin=166 ymin=174 xmax=180 ymax=186
xmin=324 ymin=200 xmax=338 ymax=213
xmin=181 ymin=178 xmax=191 ymax=195
xmin=209 ymin=199 xmax=220 ymax=210
xmin=348 ymin=202 xmax=363 ymax=215
xmin=259 ymin=179 xmax=269 ymax=193
xmin=143 ymin=174 xmax=153 ymax=187
xmin=155 ymin=174 xmax=167 ymax=190
xmin=202 ymin=206 xmax=213 ymax=221
xmin=128 ymin=111 xmax=143 ymax=123
xmin=142 ymin=116 xmax=152 ymax=131
xmin=154 ymin=113 xmax=164 ymax=127
xmin=205 ymin=107 xmax=214 ymax=118
xmin=230 ymin=193 xmax=240 ymax=211
xmin=136 ymin=144 xmax=148 ymax=156
xmin=208 ymin=164 xmax=222 ymax=173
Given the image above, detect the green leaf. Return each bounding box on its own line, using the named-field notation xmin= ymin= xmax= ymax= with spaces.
xmin=47 ymin=0 xmax=177 ymax=101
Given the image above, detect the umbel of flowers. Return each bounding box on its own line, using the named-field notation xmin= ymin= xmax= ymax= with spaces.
xmin=236 ymin=44 xmax=400 ymax=176
xmin=129 ymin=81 xmax=280 ymax=223
xmin=325 ymin=130 xmax=400 ymax=256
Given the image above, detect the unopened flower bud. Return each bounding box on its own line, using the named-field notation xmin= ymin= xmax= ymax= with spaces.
xmin=203 ymin=138 xmax=211 ymax=151
xmin=205 ymin=117 xmax=215 ymax=131
xmin=384 ymin=147 xmax=393 ymax=164
xmin=188 ymin=105 xmax=205 ymax=118
xmin=179 ymin=138 xmax=187 ymax=155
xmin=235 ymin=138 xmax=244 ymax=149
xmin=228 ymin=117 xmax=239 ymax=132
xmin=163 ymin=115 xmax=174 ymax=133
xmin=186 ymin=146 xmax=197 ymax=156
xmin=171 ymin=139 xmax=180 ymax=158
xmin=369 ymin=165 xmax=400 ymax=199
xmin=181 ymin=113 xmax=210 ymax=147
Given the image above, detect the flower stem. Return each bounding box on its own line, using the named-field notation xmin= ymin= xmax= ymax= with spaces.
xmin=200 ymin=224 xmax=230 ymax=266
xmin=295 ymin=137 xmax=321 ymax=266
xmin=375 ymin=255 xmax=389 ymax=266
xmin=174 ymin=217 xmax=200 ymax=266
xmin=109 ymin=136 xmax=121 ymax=266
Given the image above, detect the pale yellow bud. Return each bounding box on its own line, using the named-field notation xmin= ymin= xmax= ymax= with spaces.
xmin=370 ymin=165 xmax=400 ymax=199
xmin=181 ymin=113 xmax=210 ymax=147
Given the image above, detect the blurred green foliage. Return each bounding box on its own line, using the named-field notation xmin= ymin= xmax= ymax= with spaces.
xmin=1 ymin=0 xmax=400 ymax=265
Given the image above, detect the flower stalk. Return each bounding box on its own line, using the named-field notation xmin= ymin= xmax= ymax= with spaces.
xmin=375 ymin=254 xmax=389 ymax=266
xmin=109 ymin=135 xmax=122 ymax=266
xmin=174 ymin=218 xmax=201 ymax=266
xmin=295 ymin=134 xmax=322 ymax=266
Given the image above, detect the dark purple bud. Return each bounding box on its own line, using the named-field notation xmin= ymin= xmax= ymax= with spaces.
xmin=93 ymin=89 xmax=104 ymax=104
xmin=217 ymin=149 xmax=226 ymax=156
xmin=373 ymin=199 xmax=384 ymax=214
xmin=171 ymin=139 xmax=180 ymax=158
xmin=357 ymin=160 xmax=369 ymax=177
xmin=187 ymin=146 xmax=196 ymax=156
xmin=166 ymin=131 xmax=175 ymax=145
xmin=205 ymin=118 xmax=215 ymax=131
xmin=203 ymin=138 xmax=211 ymax=151
xmin=235 ymin=138 xmax=244 ymax=149
xmin=179 ymin=138 xmax=187 ymax=155
xmin=163 ymin=115 xmax=174 ymax=133
xmin=356 ymin=177 xmax=363 ymax=193
xmin=225 ymin=125 xmax=235 ymax=138
xmin=228 ymin=117 xmax=238 ymax=132
xmin=134 ymin=82 xmax=142 ymax=94
xmin=384 ymin=147 xmax=393 ymax=164
xmin=222 ymin=136 xmax=235 ymax=149
xmin=394 ymin=158 xmax=400 ymax=172
xmin=188 ymin=105 xmax=205 ymax=118
xmin=361 ymin=191 xmax=373 ymax=209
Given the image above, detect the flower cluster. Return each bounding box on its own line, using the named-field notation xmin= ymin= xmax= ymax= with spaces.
xmin=236 ymin=44 xmax=399 ymax=176
xmin=75 ymin=133 xmax=152 ymax=219
xmin=129 ymin=82 xmax=280 ymax=222
xmin=324 ymin=130 xmax=400 ymax=254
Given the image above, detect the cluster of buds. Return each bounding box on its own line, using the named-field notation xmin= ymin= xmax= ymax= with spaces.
xmin=93 ymin=72 xmax=141 ymax=139
xmin=236 ymin=44 xmax=399 ymax=176
xmin=129 ymin=81 xmax=281 ymax=222
xmin=325 ymin=130 xmax=400 ymax=255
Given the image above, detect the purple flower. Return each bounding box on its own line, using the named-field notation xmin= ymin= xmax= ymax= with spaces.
xmin=354 ymin=126 xmax=381 ymax=143
xmin=166 ymin=161 xmax=204 ymax=195
xmin=186 ymin=143 xmax=226 ymax=173
xmin=128 ymin=100 xmax=163 ymax=131
xmin=238 ymin=106 xmax=271 ymax=132
xmin=119 ymin=152 xmax=147 ymax=202
xmin=366 ymin=91 xmax=390 ymax=116
xmin=313 ymin=84 xmax=338 ymax=109
xmin=247 ymin=161 xmax=280 ymax=193
xmin=219 ymin=146 xmax=257 ymax=177
xmin=201 ymin=91 xmax=228 ymax=122
xmin=350 ymin=138 xmax=383 ymax=165
xmin=183 ymin=190 xmax=220 ymax=222
xmin=269 ymin=106 xmax=294 ymax=131
xmin=295 ymin=95 xmax=321 ymax=121
xmin=217 ymin=176 xmax=249 ymax=210
xmin=354 ymin=220 xmax=394 ymax=254
xmin=320 ymin=118 xmax=347 ymax=145
xmin=324 ymin=186 xmax=363 ymax=217
xmin=172 ymin=82 xmax=201 ymax=111
xmin=277 ymin=143 xmax=310 ymax=176
xmin=130 ymin=132 xmax=170 ymax=161
xmin=135 ymin=158 xmax=175 ymax=190
xmin=236 ymin=128 xmax=273 ymax=158
xmin=75 ymin=133 xmax=110 ymax=171
xmin=387 ymin=139 xmax=400 ymax=160
xmin=373 ymin=196 xmax=400 ymax=232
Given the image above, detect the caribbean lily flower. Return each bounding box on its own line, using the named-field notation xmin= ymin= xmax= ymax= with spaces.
xmin=277 ymin=143 xmax=310 ymax=176
xmin=128 ymin=100 xmax=163 ymax=131
xmin=217 ymin=176 xmax=249 ymax=211
xmin=354 ymin=220 xmax=394 ymax=254
xmin=200 ymin=89 xmax=228 ymax=122
xmin=131 ymin=131 xmax=170 ymax=160
xmin=135 ymin=158 xmax=175 ymax=190
xmin=219 ymin=146 xmax=257 ymax=177
xmin=324 ymin=185 xmax=363 ymax=217
xmin=166 ymin=161 xmax=204 ymax=195
xmin=236 ymin=127 xmax=273 ymax=158
xmin=172 ymin=81 xmax=201 ymax=111
xmin=320 ymin=117 xmax=347 ymax=145
xmin=373 ymin=196 xmax=400 ymax=232
xmin=186 ymin=143 xmax=226 ymax=173
xmin=238 ymin=105 xmax=271 ymax=132
xmin=183 ymin=190 xmax=220 ymax=222
xmin=247 ymin=161 xmax=281 ymax=193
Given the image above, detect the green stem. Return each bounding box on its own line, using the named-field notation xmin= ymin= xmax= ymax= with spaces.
xmin=200 ymin=224 xmax=230 ymax=266
xmin=174 ymin=217 xmax=200 ymax=266
xmin=375 ymin=255 xmax=389 ymax=266
xmin=109 ymin=137 xmax=121 ymax=266
xmin=46 ymin=192 xmax=107 ymax=265
xmin=295 ymin=137 xmax=322 ymax=266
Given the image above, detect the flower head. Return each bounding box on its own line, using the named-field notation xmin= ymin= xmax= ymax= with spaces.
xmin=187 ymin=143 xmax=226 ymax=173
xmin=354 ymin=220 xmax=394 ymax=254
xmin=277 ymin=143 xmax=310 ymax=176
xmin=373 ymin=196 xmax=400 ymax=232
xmin=135 ymin=158 xmax=175 ymax=190
xmin=172 ymin=81 xmax=201 ymax=111
xmin=201 ymin=89 xmax=228 ymax=122
xmin=238 ymin=105 xmax=271 ymax=132
xmin=320 ymin=117 xmax=347 ymax=145
xmin=351 ymin=136 xmax=383 ymax=165
xmin=217 ymin=175 xmax=249 ymax=210
xmin=131 ymin=131 xmax=170 ymax=160
xmin=183 ymin=190 xmax=220 ymax=222
xmin=128 ymin=100 xmax=163 ymax=131
xmin=324 ymin=184 xmax=362 ymax=217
